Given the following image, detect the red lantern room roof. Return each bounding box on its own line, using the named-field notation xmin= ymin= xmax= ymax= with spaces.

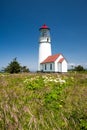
xmin=39 ymin=24 xmax=50 ymax=30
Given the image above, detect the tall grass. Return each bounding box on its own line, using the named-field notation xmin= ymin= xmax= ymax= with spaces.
xmin=0 ymin=72 xmax=87 ymax=130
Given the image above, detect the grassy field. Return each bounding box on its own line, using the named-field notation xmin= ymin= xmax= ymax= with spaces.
xmin=0 ymin=72 xmax=87 ymax=130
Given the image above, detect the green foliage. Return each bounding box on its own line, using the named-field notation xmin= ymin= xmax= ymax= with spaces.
xmin=69 ymin=110 xmax=87 ymax=130
xmin=4 ymin=58 xmax=21 ymax=73
xmin=0 ymin=73 xmax=87 ymax=129
xmin=4 ymin=58 xmax=29 ymax=73
xmin=24 ymin=76 xmax=44 ymax=90
xmin=44 ymin=83 xmax=65 ymax=110
xmin=21 ymin=66 xmax=30 ymax=72
xmin=74 ymin=65 xmax=85 ymax=71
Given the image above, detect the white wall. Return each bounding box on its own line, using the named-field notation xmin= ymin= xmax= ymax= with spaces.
xmin=55 ymin=55 xmax=63 ymax=72
xmin=61 ymin=60 xmax=67 ymax=72
xmin=40 ymin=63 xmax=55 ymax=72
xmin=57 ymin=60 xmax=67 ymax=72
xmin=39 ymin=37 xmax=51 ymax=43
xmin=38 ymin=42 xmax=51 ymax=71
xmin=57 ymin=63 xmax=62 ymax=72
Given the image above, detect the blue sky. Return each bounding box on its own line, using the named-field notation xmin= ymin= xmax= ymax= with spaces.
xmin=0 ymin=0 xmax=87 ymax=71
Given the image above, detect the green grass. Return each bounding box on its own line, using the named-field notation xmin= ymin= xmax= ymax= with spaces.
xmin=0 ymin=72 xmax=87 ymax=130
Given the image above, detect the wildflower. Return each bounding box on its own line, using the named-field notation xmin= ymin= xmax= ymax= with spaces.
xmin=24 ymin=79 xmax=29 ymax=83
xmin=57 ymin=78 xmax=66 ymax=84
xmin=59 ymin=104 xmax=62 ymax=108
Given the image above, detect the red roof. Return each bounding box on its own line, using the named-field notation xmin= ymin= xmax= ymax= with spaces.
xmin=39 ymin=24 xmax=50 ymax=30
xmin=58 ymin=58 xmax=64 ymax=63
xmin=41 ymin=54 xmax=60 ymax=64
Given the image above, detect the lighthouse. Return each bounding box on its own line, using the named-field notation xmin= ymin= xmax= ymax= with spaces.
xmin=37 ymin=24 xmax=68 ymax=72
xmin=38 ymin=24 xmax=52 ymax=71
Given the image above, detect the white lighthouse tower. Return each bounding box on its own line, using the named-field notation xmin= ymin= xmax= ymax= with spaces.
xmin=38 ymin=24 xmax=52 ymax=71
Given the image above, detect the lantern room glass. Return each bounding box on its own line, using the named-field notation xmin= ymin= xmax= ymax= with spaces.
xmin=40 ymin=29 xmax=50 ymax=37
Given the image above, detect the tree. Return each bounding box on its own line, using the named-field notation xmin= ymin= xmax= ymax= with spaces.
xmin=21 ymin=66 xmax=30 ymax=72
xmin=74 ymin=65 xmax=85 ymax=71
xmin=4 ymin=58 xmax=30 ymax=73
xmin=4 ymin=58 xmax=21 ymax=73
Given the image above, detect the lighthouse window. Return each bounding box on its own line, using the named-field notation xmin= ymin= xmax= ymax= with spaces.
xmin=47 ymin=38 xmax=49 ymax=42
xmin=42 ymin=30 xmax=47 ymax=37
xmin=45 ymin=64 xmax=47 ymax=70
xmin=50 ymin=64 xmax=52 ymax=70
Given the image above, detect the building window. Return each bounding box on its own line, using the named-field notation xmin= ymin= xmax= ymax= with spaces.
xmin=50 ymin=63 xmax=52 ymax=70
xmin=45 ymin=64 xmax=47 ymax=70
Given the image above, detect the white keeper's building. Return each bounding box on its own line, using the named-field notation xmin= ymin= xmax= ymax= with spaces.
xmin=38 ymin=24 xmax=68 ymax=72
